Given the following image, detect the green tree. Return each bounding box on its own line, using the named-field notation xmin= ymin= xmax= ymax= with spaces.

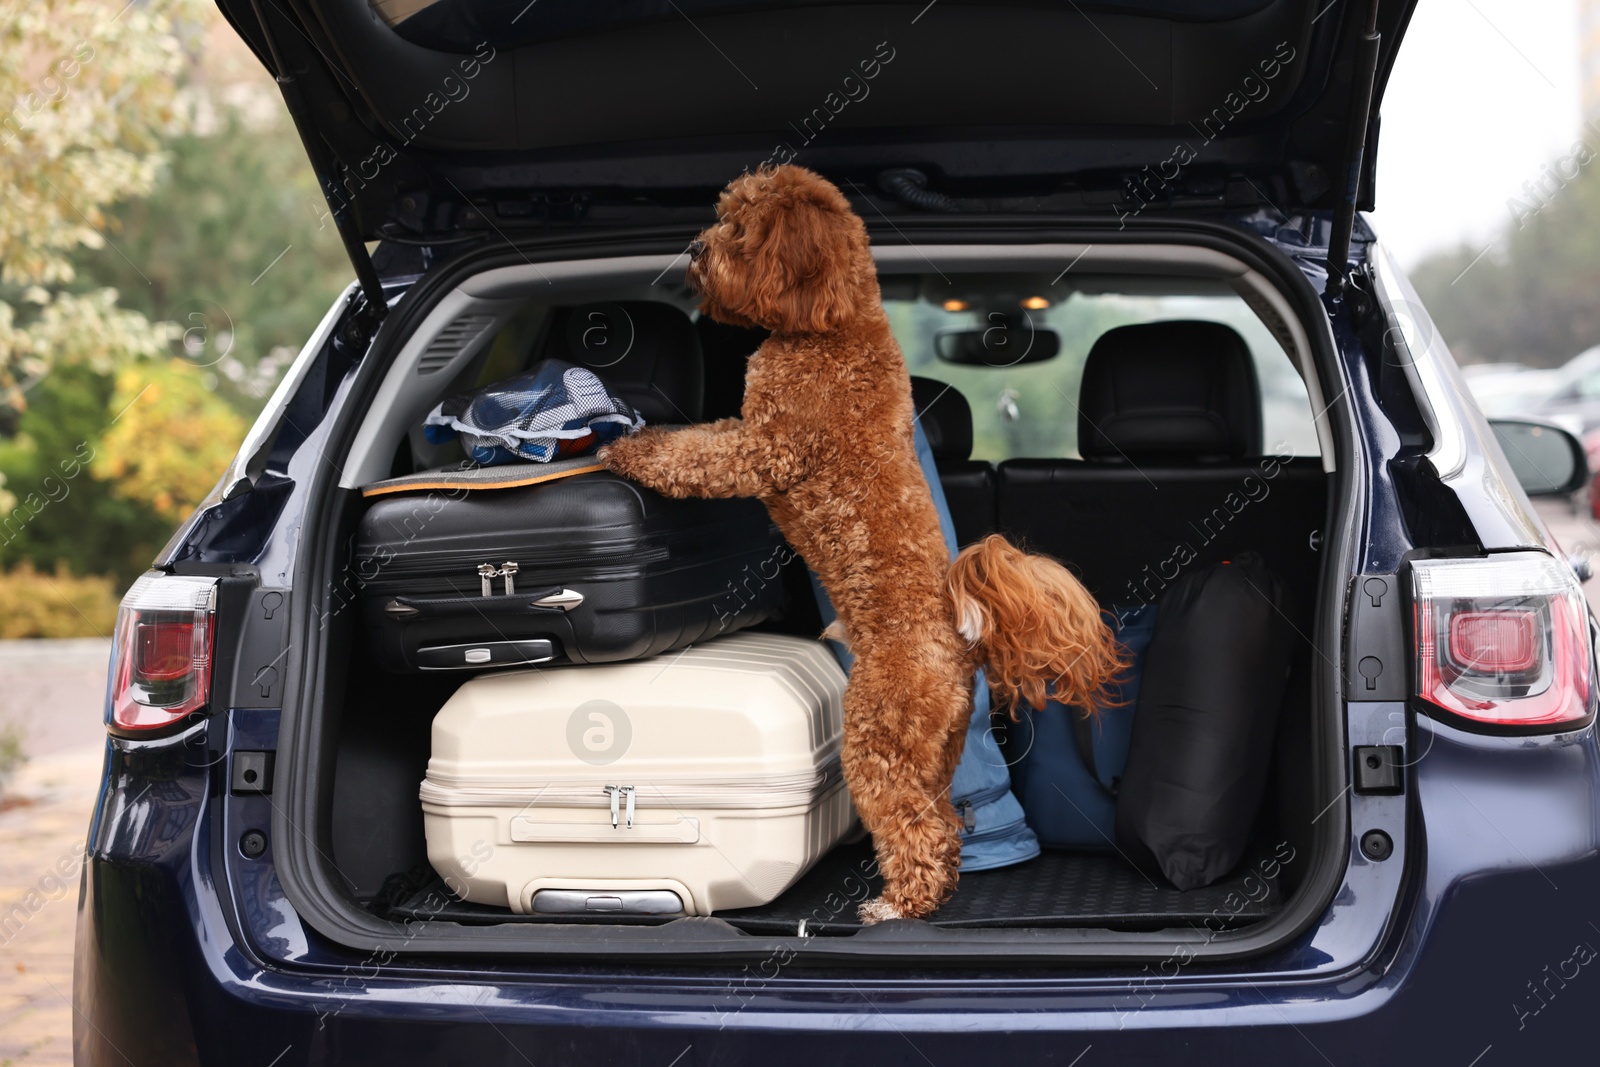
xmin=0 ymin=0 xmax=338 ymax=625
xmin=74 ymin=107 xmax=353 ymax=412
xmin=0 ymin=0 xmax=209 ymax=407
xmin=1411 ymin=159 xmax=1600 ymax=368
xmin=1 ymin=0 xmax=347 ymax=562
xmin=0 ymin=362 xmax=172 ymax=582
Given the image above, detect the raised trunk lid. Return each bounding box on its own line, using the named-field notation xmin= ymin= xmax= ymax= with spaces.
xmin=218 ymin=0 xmax=1416 ymax=264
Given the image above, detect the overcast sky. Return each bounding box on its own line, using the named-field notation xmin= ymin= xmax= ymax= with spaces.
xmin=1374 ymin=0 xmax=1584 ymax=267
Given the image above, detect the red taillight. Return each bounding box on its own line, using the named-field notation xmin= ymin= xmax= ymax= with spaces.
xmin=1448 ymin=610 xmax=1539 ymax=674
xmin=111 ymin=574 xmax=218 ymax=731
xmin=135 ymin=619 xmax=198 ymax=682
xmin=1412 ymin=553 xmax=1594 ymax=729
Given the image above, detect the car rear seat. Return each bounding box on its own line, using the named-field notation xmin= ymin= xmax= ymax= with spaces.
xmin=996 ymin=320 xmax=1326 ymax=610
xmin=912 ymin=377 xmax=996 ymax=547
xmin=695 ymin=316 xmax=767 ymax=422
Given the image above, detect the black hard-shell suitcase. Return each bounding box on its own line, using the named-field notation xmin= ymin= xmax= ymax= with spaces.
xmin=354 ymin=472 xmax=789 ymax=672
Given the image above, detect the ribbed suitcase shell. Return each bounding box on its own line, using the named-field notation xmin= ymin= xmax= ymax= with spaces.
xmin=420 ymin=633 xmax=854 ymax=915
xmin=355 ymin=472 xmax=788 ymax=672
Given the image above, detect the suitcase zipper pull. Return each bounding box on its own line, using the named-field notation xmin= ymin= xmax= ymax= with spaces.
xmin=958 ymin=799 xmax=977 ymax=832
xmin=605 ymin=785 xmax=636 ymax=829
xmin=478 ymin=563 xmax=498 ymax=597
xmin=500 ymin=561 xmax=518 ymax=596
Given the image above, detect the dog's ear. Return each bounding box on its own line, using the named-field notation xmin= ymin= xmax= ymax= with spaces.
xmin=742 ymin=188 xmax=862 ymax=333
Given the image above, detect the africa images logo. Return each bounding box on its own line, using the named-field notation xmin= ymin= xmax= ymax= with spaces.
xmin=567 ymin=699 xmax=632 ymax=766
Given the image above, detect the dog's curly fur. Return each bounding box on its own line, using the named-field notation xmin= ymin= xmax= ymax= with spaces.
xmin=603 ymin=165 xmax=1123 ymax=922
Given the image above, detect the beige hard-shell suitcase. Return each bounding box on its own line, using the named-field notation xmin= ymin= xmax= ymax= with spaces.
xmin=419 ymin=633 xmax=854 ymax=916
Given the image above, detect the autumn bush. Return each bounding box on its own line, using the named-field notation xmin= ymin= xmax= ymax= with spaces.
xmin=93 ymin=359 xmax=247 ymax=522
xmin=0 ymin=561 xmax=118 ymax=639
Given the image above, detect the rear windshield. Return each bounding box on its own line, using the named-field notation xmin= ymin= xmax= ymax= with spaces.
xmin=886 ymin=278 xmax=1319 ymax=462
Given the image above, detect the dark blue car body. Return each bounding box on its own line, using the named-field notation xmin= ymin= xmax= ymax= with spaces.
xmin=72 ymin=212 xmax=1600 ymax=1065
xmin=74 ymin=1 xmax=1600 ymax=1062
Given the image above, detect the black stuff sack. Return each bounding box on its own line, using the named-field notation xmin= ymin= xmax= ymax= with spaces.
xmin=1115 ymin=552 xmax=1294 ymax=890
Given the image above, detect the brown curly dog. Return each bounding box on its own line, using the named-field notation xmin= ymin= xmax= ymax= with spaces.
xmin=602 ymin=164 xmax=1123 ymax=923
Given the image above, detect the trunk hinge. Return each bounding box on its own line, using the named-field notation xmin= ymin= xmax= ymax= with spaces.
xmin=1325 ymin=0 xmax=1383 ymax=299
xmin=247 ymin=0 xmax=388 ymax=344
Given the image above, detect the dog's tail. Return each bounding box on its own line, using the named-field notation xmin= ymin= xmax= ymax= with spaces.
xmin=946 ymin=534 xmax=1126 ymax=716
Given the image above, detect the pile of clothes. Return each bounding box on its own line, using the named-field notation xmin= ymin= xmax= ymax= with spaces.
xmin=423 ymin=359 xmax=644 ymax=464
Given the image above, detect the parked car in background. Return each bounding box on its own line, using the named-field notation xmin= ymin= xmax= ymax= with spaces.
xmin=1581 ymin=426 xmax=1600 ymax=522
xmin=1535 ymin=344 xmax=1600 ymax=432
xmin=75 ymin=1 xmax=1600 ymax=1064
xmin=1460 ymin=361 xmax=1562 ymax=418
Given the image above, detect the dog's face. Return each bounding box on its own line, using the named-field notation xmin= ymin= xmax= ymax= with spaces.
xmin=688 ymin=165 xmax=873 ymax=334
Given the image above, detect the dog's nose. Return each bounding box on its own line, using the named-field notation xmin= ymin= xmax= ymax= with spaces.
xmin=687 ymin=240 xmax=706 ymax=260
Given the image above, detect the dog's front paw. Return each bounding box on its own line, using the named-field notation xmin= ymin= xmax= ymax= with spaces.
xmin=857 ymin=897 xmax=904 ymax=925
xmin=599 ymin=431 xmax=655 ymax=478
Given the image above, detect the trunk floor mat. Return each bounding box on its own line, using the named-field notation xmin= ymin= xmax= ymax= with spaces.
xmin=374 ymin=839 xmax=1283 ymax=934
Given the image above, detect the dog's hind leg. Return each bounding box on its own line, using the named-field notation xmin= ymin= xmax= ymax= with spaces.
xmin=939 ymin=674 xmax=975 ymax=787
xmin=841 ymin=648 xmax=967 ymax=923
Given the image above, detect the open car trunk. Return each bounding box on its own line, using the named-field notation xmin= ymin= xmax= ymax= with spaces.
xmin=269 ymin=220 xmax=1353 ymax=963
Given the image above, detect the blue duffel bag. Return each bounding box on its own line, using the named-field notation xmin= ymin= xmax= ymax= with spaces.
xmin=812 ymin=419 xmax=1039 ymax=872
xmin=1007 ymin=605 xmax=1157 ymax=850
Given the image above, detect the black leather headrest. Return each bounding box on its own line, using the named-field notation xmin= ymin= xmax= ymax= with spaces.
xmin=695 ymin=317 xmax=768 ymax=421
xmin=1078 ymin=321 xmax=1261 ymax=461
xmin=911 ymin=377 xmax=973 ymax=461
xmin=540 ymin=302 xmax=704 ymax=424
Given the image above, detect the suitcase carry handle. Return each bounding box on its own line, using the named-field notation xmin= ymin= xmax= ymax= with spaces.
xmin=382 ymin=587 xmax=581 ymax=620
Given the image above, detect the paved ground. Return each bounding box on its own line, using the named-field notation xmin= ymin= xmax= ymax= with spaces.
xmin=0 ymin=640 xmax=109 ymax=1067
